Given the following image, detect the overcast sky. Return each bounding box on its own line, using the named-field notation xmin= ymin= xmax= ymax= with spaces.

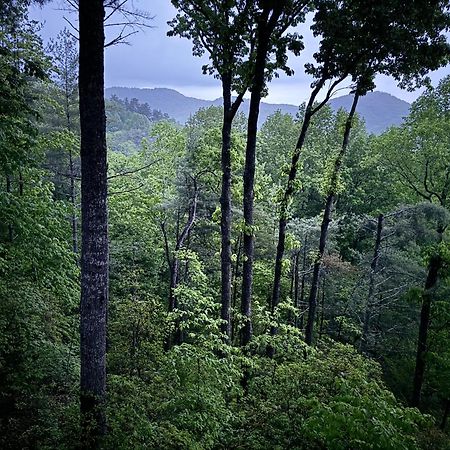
xmin=30 ymin=0 xmax=450 ymax=105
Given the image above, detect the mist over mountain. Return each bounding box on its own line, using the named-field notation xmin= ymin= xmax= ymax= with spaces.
xmin=105 ymin=86 xmax=411 ymax=134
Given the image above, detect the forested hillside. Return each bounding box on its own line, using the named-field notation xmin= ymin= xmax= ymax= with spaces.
xmin=106 ymin=96 xmax=173 ymax=154
xmin=1 ymin=1 xmax=450 ymax=449
xmin=105 ymin=86 xmax=411 ymax=133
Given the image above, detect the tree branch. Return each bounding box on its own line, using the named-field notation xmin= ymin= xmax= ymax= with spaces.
xmin=107 ymin=159 xmax=161 ymax=180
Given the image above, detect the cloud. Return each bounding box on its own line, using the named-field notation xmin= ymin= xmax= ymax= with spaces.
xmin=30 ymin=0 xmax=450 ymax=104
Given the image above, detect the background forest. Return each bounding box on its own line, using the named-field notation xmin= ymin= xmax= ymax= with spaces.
xmin=1 ymin=0 xmax=450 ymax=449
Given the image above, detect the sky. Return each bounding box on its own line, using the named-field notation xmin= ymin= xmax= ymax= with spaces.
xmin=30 ymin=0 xmax=450 ymax=105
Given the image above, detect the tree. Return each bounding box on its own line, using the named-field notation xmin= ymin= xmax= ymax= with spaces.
xmin=0 ymin=5 xmax=79 ymax=447
xmin=78 ymin=0 xmax=108 ymax=444
xmin=384 ymin=76 xmax=450 ymax=209
xmin=161 ymin=174 xmax=199 ymax=348
xmin=47 ymin=29 xmax=80 ymax=254
xmin=379 ymin=78 xmax=450 ymax=407
xmin=360 ymin=213 xmax=384 ymax=353
xmin=271 ymin=0 xmax=450 ymax=346
xmin=412 ymin=238 xmax=446 ymax=408
xmin=240 ymin=0 xmax=308 ymax=347
xmin=305 ymin=86 xmax=363 ymax=345
xmin=399 ymin=81 xmax=450 ymax=408
xmin=168 ymin=0 xmax=256 ymax=341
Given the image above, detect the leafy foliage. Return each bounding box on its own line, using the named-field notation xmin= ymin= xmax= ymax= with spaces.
xmin=1 ymin=2 xmax=450 ymax=449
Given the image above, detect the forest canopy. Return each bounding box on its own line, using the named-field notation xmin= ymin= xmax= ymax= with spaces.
xmin=1 ymin=1 xmax=450 ymax=449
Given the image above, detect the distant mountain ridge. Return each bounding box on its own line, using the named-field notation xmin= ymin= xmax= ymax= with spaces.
xmin=105 ymin=86 xmax=411 ymax=134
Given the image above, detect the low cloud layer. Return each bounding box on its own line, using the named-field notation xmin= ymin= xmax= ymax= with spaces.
xmin=31 ymin=0 xmax=449 ymax=104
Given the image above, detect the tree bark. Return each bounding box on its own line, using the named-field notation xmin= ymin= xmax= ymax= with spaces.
xmin=411 ymin=251 xmax=442 ymax=408
xmin=220 ymin=72 xmax=244 ymax=342
xmin=360 ymin=213 xmax=384 ymax=353
xmin=79 ymin=0 xmax=108 ymax=445
xmin=240 ymin=6 xmax=281 ymax=347
xmin=305 ymin=91 xmax=360 ymax=345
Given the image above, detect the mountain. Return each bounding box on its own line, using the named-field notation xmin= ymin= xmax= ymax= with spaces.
xmin=329 ymin=91 xmax=410 ymax=134
xmin=105 ymin=86 xmax=410 ymax=134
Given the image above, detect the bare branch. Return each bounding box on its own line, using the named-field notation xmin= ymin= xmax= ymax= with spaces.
xmin=104 ymin=0 xmax=129 ymax=22
xmin=105 ymin=28 xmax=139 ymax=48
xmin=311 ymin=75 xmax=348 ymax=115
xmin=107 ymin=159 xmax=161 ymax=180
xmin=108 ymin=182 xmax=144 ymax=196
xmin=63 ymin=16 xmax=79 ymax=36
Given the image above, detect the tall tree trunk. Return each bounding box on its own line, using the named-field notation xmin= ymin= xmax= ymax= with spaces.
xmin=69 ymin=147 xmax=78 ymax=254
xmin=168 ymin=257 xmax=180 ymax=313
xmin=78 ymin=0 xmax=108 ymax=445
xmin=305 ymin=91 xmax=360 ymax=345
xmin=64 ymin=58 xmax=78 ymax=256
xmin=240 ymin=1 xmax=290 ymax=346
xmin=360 ymin=213 xmax=384 ymax=353
xmin=298 ymin=234 xmax=307 ymax=329
xmin=411 ymin=250 xmax=442 ymax=407
xmin=240 ymin=24 xmax=272 ymax=347
xmin=231 ymin=233 xmax=242 ymax=343
xmin=220 ymin=72 xmax=243 ymax=342
xmin=293 ymin=249 xmax=300 ymax=327
xmin=270 ymin=80 xmax=326 ymax=328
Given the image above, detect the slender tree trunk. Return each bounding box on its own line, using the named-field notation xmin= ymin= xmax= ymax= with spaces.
xmin=231 ymin=233 xmax=242 ymax=343
xmin=289 ymin=253 xmax=295 ymax=301
xmin=271 ymin=80 xmax=326 ymax=325
xmin=305 ymin=91 xmax=360 ymax=345
xmin=240 ymin=26 xmax=272 ymax=347
xmin=78 ymin=0 xmax=108 ymax=445
xmin=240 ymin=0 xmax=290 ymax=346
xmin=268 ymin=248 xmax=299 ymax=357
xmin=411 ymin=251 xmax=442 ymax=407
xmin=63 ymin=62 xmax=78 ymax=256
xmin=165 ymin=184 xmax=198 ymax=348
xmin=168 ymin=258 xmax=180 ymax=313
xmin=69 ymin=148 xmax=78 ymax=254
xmin=305 ymin=196 xmax=333 ymax=345
xmin=294 ymin=249 xmax=300 ymax=327
xmin=360 ymin=213 xmax=384 ymax=353
xmin=220 ymin=73 xmax=244 ymax=342
xmin=299 ymin=234 xmax=307 ymax=329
